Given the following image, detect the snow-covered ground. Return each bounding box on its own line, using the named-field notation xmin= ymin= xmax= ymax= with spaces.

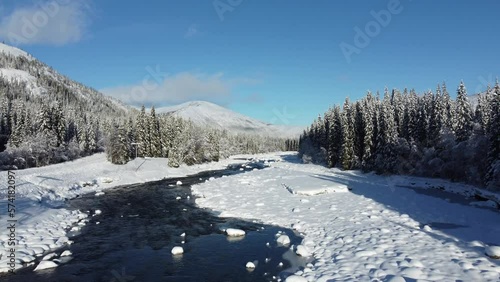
xmin=1 ymin=151 xmax=499 ymax=281
xmin=0 ymin=68 xmax=47 ymax=96
xmin=191 ymin=152 xmax=500 ymax=281
xmin=0 ymin=153 xmax=258 ymax=273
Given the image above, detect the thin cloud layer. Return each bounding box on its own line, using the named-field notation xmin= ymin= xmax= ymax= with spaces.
xmin=0 ymin=1 xmax=92 ymax=46
xmin=100 ymin=72 xmax=257 ymax=107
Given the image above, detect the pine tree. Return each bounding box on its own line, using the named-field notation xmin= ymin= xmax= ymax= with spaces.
xmin=148 ymin=106 xmax=162 ymax=157
xmin=53 ymin=101 xmax=66 ymax=147
xmin=375 ymin=91 xmax=398 ymax=172
xmin=354 ymin=101 xmax=365 ymax=163
xmin=454 ymin=81 xmax=473 ymax=142
xmin=428 ymin=85 xmax=444 ymax=146
xmin=442 ymin=82 xmax=454 ymax=132
xmin=391 ymin=89 xmax=404 ymax=135
xmin=9 ymin=106 xmax=25 ymax=147
xmin=361 ymin=92 xmax=375 ymax=170
xmin=415 ymin=98 xmax=428 ymax=146
xmin=340 ymin=98 xmax=354 ymax=170
xmin=474 ymin=94 xmax=487 ymax=134
xmin=106 ymin=123 xmax=129 ymax=164
xmin=135 ymin=105 xmax=148 ymax=157
xmin=327 ymin=106 xmax=342 ymax=167
xmin=485 ymin=80 xmax=500 ymax=189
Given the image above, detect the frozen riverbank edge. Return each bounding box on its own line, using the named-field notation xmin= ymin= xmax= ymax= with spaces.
xmin=0 ymin=152 xmax=280 ymax=273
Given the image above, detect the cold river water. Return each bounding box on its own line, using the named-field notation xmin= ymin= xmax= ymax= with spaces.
xmin=4 ymin=161 xmax=306 ymax=282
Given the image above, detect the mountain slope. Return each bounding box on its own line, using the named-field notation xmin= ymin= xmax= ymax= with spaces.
xmin=0 ymin=42 xmax=130 ymax=115
xmin=157 ymin=101 xmax=303 ymax=138
xmin=0 ymin=43 xmax=34 ymax=59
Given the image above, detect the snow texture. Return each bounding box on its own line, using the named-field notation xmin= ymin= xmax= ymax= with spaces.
xmin=191 ymin=152 xmax=500 ymax=281
xmin=0 ymin=68 xmax=46 ymax=96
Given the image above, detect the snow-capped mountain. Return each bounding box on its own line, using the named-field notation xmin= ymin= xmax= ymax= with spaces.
xmin=0 ymin=42 xmax=130 ymax=115
xmin=157 ymin=101 xmax=304 ymax=138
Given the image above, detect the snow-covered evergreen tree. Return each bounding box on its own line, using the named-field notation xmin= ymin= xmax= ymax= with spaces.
xmin=340 ymin=98 xmax=355 ymax=170
xmin=454 ymin=82 xmax=473 ymax=142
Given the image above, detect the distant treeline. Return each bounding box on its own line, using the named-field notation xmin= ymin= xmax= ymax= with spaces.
xmin=299 ymin=81 xmax=499 ymax=191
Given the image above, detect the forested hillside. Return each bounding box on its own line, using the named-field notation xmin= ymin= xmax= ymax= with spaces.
xmin=0 ymin=44 xmax=297 ymax=169
xmin=299 ymin=82 xmax=499 ymax=190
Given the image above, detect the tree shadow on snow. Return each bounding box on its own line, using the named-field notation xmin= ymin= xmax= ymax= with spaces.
xmin=307 ymin=171 xmax=500 ymax=265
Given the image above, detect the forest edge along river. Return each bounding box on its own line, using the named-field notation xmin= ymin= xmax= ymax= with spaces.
xmin=3 ymin=160 xmax=308 ymax=282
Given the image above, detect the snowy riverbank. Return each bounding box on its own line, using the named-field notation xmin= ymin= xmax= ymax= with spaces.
xmin=1 ymin=151 xmax=499 ymax=280
xmin=0 ymin=152 xmax=269 ymax=273
xmin=191 ymin=152 xmax=500 ymax=281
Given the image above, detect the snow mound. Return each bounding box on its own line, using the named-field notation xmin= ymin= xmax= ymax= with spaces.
xmin=226 ymin=228 xmax=245 ymax=237
xmin=485 ymin=245 xmax=500 ymax=259
xmin=34 ymin=261 xmax=58 ymax=271
xmin=60 ymin=250 xmax=72 ymax=257
xmin=277 ymin=234 xmax=291 ymax=246
xmin=245 ymin=261 xmax=256 ymax=269
xmin=295 ymin=245 xmax=312 ymax=257
xmin=171 ymin=246 xmax=184 ymax=255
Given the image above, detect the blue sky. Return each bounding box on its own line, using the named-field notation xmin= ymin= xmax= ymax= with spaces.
xmin=0 ymin=0 xmax=499 ymax=126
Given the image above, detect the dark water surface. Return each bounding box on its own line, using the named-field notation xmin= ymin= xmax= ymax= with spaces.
xmin=5 ymin=162 xmax=304 ymax=282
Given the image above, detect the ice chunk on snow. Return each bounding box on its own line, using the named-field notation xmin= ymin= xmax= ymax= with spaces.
xmin=34 ymin=261 xmax=58 ymax=271
xmin=485 ymin=245 xmax=500 ymax=259
xmin=42 ymin=253 xmax=58 ymax=261
xmin=60 ymin=250 xmax=72 ymax=257
xmin=285 ymin=275 xmax=308 ymax=282
xmin=245 ymin=261 xmax=256 ymax=269
xmin=171 ymin=246 xmax=184 ymax=255
xmin=226 ymin=228 xmax=245 ymax=237
xmin=277 ymin=235 xmax=291 ymax=246
xmin=295 ymin=245 xmax=311 ymax=257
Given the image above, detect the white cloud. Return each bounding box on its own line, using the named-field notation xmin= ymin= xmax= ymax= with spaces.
xmin=0 ymin=0 xmax=92 ymax=46
xmin=100 ymin=71 xmax=257 ymax=107
xmin=184 ymin=24 xmax=198 ymax=38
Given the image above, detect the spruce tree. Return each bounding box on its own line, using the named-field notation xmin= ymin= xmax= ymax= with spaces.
xmin=454 ymin=81 xmax=473 ymax=142
xmin=340 ymin=98 xmax=354 ymax=170
xmin=485 ymin=80 xmax=500 ymax=189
